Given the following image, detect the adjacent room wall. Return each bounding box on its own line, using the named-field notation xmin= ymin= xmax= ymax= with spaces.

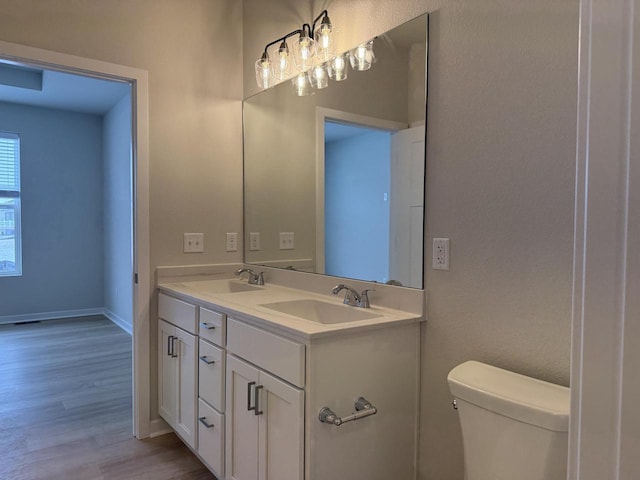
xmin=0 ymin=101 xmax=104 ymax=320
xmin=244 ymin=1 xmax=578 ymax=479
xmin=325 ymin=129 xmax=391 ymax=282
xmin=0 ymin=0 xmax=243 ymax=420
xmin=103 ymin=92 xmax=133 ymax=334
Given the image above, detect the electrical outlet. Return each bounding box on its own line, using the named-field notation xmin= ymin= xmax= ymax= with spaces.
xmin=433 ymin=238 xmax=450 ymax=270
xmin=226 ymin=232 xmax=238 ymax=252
xmin=184 ymin=233 xmax=204 ymax=253
xmin=249 ymin=232 xmax=261 ymax=251
xmin=279 ymin=232 xmax=294 ymax=250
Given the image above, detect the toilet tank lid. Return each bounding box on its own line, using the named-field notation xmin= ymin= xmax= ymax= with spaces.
xmin=447 ymin=361 xmax=570 ymax=432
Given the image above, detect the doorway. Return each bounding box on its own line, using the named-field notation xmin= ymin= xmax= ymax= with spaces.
xmin=0 ymin=39 xmax=150 ymax=439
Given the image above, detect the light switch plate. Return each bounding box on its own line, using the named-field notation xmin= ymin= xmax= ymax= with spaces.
xmin=226 ymin=232 xmax=238 ymax=252
xmin=184 ymin=233 xmax=204 ymax=253
xmin=279 ymin=232 xmax=294 ymax=250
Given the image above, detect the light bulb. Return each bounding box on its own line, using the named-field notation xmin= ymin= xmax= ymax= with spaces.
xmin=291 ymin=72 xmax=313 ymax=96
xmin=312 ymin=64 xmax=329 ymax=89
xmin=255 ymin=53 xmax=273 ymax=89
xmin=328 ymin=53 xmax=348 ymax=81
xmin=275 ymin=41 xmax=291 ymax=80
xmin=295 ymin=33 xmax=316 ymax=72
xmin=349 ymin=40 xmax=375 ymax=71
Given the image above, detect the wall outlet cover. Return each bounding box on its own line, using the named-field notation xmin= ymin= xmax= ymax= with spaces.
xmin=432 ymin=237 xmax=450 ymax=270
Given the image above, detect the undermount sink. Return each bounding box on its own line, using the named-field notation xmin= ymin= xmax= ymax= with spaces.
xmin=179 ymin=279 xmax=262 ymax=294
xmin=260 ymin=299 xmax=381 ymax=324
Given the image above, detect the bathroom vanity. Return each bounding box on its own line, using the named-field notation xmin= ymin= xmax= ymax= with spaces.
xmin=157 ymin=276 xmax=422 ymax=480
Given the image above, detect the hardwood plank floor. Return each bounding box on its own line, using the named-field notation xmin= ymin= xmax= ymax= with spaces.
xmin=0 ymin=316 xmax=216 ymax=480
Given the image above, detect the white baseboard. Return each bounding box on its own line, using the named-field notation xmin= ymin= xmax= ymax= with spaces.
xmin=0 ymin=308 xmax=104 ymax=325
xmin=103 ymin=308 xmax=133 ymax=336
xmin=149 ymin=418 xmax=172 ymax=438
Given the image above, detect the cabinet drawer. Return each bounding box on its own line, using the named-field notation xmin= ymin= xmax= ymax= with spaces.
xmin=227 ymin=318 xmax=305 ymax=388
xmin=159 ymin=293 xmax=197 ymax=334
xmin=199 ymin=307 xmax=225 ymax=346
xmin=198 ymin=339 xmax=225 ymax=412
xmin=198 ymin=399 xmax=224 ymax=478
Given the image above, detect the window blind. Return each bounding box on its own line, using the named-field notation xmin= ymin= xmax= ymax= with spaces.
xmin=0 ymin=132 xmax=20 ymax=193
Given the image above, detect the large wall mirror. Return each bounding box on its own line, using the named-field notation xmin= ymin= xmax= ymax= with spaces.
xmin=243 ymin=14 xmax=428 ymax=289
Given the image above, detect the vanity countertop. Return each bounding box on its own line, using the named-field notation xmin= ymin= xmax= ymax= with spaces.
xmin=158 ymin=277 xmax=423 ymax=342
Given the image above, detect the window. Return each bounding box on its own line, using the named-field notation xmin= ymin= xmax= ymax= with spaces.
xmin=0 ymin=132 xmax=21 ymax=276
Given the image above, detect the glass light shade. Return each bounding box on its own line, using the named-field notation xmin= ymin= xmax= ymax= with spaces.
xmin=314 ymin=23 xmax=336 ymax=63
xmin=291 ymin=72 xmax=313 ymax=96
xmin=294 ymin=34 xmax=316 ymax=72
xmin=274 ymin=42 xmax=292 ymax=81
xmin=255 ymin=55 xmax=274 ymax=89
xmin=349 ymin=40 xmax=376 ymax=71
xmin=310 ymin=63 xmax=330 ymax=89
xmin=328 ymin=53 xmax=349 ymax=81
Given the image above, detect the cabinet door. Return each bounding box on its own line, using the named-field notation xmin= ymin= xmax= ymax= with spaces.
xmin=175 ymin=327 xmax=197 ymax=449
xmin=158 ymin=319 xmax=176 ymax=426
xmin=258 ymin=370 xmax=304 ymax=480
xmin=226 ymin=355 xmax=260 ymax=480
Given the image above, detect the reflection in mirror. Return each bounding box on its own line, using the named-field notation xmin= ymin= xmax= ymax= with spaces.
xmin=243 ymin=14 xmax=427 ymax=288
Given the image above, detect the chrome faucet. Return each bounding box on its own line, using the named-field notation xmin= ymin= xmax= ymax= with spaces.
xmin=235 ymin=268 xmax=265 ymax=285
xmin=331 ymin=284 xmax=374 ymax=308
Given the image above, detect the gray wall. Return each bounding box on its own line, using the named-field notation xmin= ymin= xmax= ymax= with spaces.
xmin=0 ymin=101 xmax=104 ymax=317
xmin=243 ymin=1 xmax=578 ymax=479
xmin=103 ymin=92 xmax=133 ymax=332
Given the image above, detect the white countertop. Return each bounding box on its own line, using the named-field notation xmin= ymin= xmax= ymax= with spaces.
xmin=158 ymin=277 xmax=423 ymax=342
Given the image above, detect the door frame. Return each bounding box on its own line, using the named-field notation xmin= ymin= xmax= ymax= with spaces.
xmin=314 ymin=106 xmax=406 ymax=273
xmin=0 ymin=40 xmax=151 ymax=439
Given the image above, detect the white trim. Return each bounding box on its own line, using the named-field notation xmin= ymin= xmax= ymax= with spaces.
xmin=569 ymin=0 xmax=638 ymax=478
xmin=0 ymin=308 xmax=104 ymax=325
xmin=104 ymin=308 xmax=133 ymax=336
xmin=314 ymin=107 xmax=407 ymax=274
xmin=0 ymin=40 xmax=151 ymax=440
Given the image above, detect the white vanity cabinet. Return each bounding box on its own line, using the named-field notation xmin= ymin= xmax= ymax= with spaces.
xmin=158 ymin=318 xmax=197 ymax=449
xmin=226 ymin=347 xmax=304 ymax=480
xmin=158 ymin=285 xmax=422 ymax=480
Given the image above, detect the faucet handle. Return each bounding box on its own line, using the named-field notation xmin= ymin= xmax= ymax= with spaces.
xmin=255 ymin=272 xmax=265 ymax=285
xmin=359 ymin=289 xmax=375 ymax=308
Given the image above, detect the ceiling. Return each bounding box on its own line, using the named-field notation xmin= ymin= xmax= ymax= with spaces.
xmin=0 ymin=62 xmax=131 ymax=115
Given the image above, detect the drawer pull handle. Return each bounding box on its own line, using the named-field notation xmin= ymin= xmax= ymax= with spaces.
xmin=200 ymin=322 xmax=216 ymax=330
xmin=199 ymin=355 xmax=215 ymax=365
xmin=254 ymin=385 xmax=264 ymax=416
xmin=171 ymin=337 xmax=178 ymax=358
xmin=198 ymin=417 xmax=214 ymax=428
xmin=167 ymin=335 xmax=174 ymax=356
xmin=247 ymin=381 xmax=256 ymax=411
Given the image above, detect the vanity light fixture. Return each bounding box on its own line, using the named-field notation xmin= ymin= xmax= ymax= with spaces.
xmin=254 ymin=10 xmax=376 ymax=96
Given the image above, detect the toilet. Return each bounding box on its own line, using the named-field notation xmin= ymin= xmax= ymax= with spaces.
xmin=447 ymin=361 xmax=570 ymax=480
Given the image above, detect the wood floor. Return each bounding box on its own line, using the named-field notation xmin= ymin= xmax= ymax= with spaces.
xmin=0 ymin=316 xmax=216 ymax=480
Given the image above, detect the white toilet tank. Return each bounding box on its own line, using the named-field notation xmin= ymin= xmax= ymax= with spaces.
xmin=447 ymin=361 xmax=570 ymax=480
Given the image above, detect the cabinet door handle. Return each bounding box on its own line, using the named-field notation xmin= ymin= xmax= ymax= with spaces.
xmin=199 ymin=355 xmax=215 ymax=365
xmin=167 ymin=335 xmax=174 ymax=356
xmin=171 ymin=337 xmax=178 ymax=358
xmin=254 ymin=385 xmax=264 ymax=416
xmin=199 ymin=322 xmax=216 ymax=330
xmin=247 ymin=381 xmax=256 ymax=411
xmin=198 ymin=416 xmax=214 ymax=428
